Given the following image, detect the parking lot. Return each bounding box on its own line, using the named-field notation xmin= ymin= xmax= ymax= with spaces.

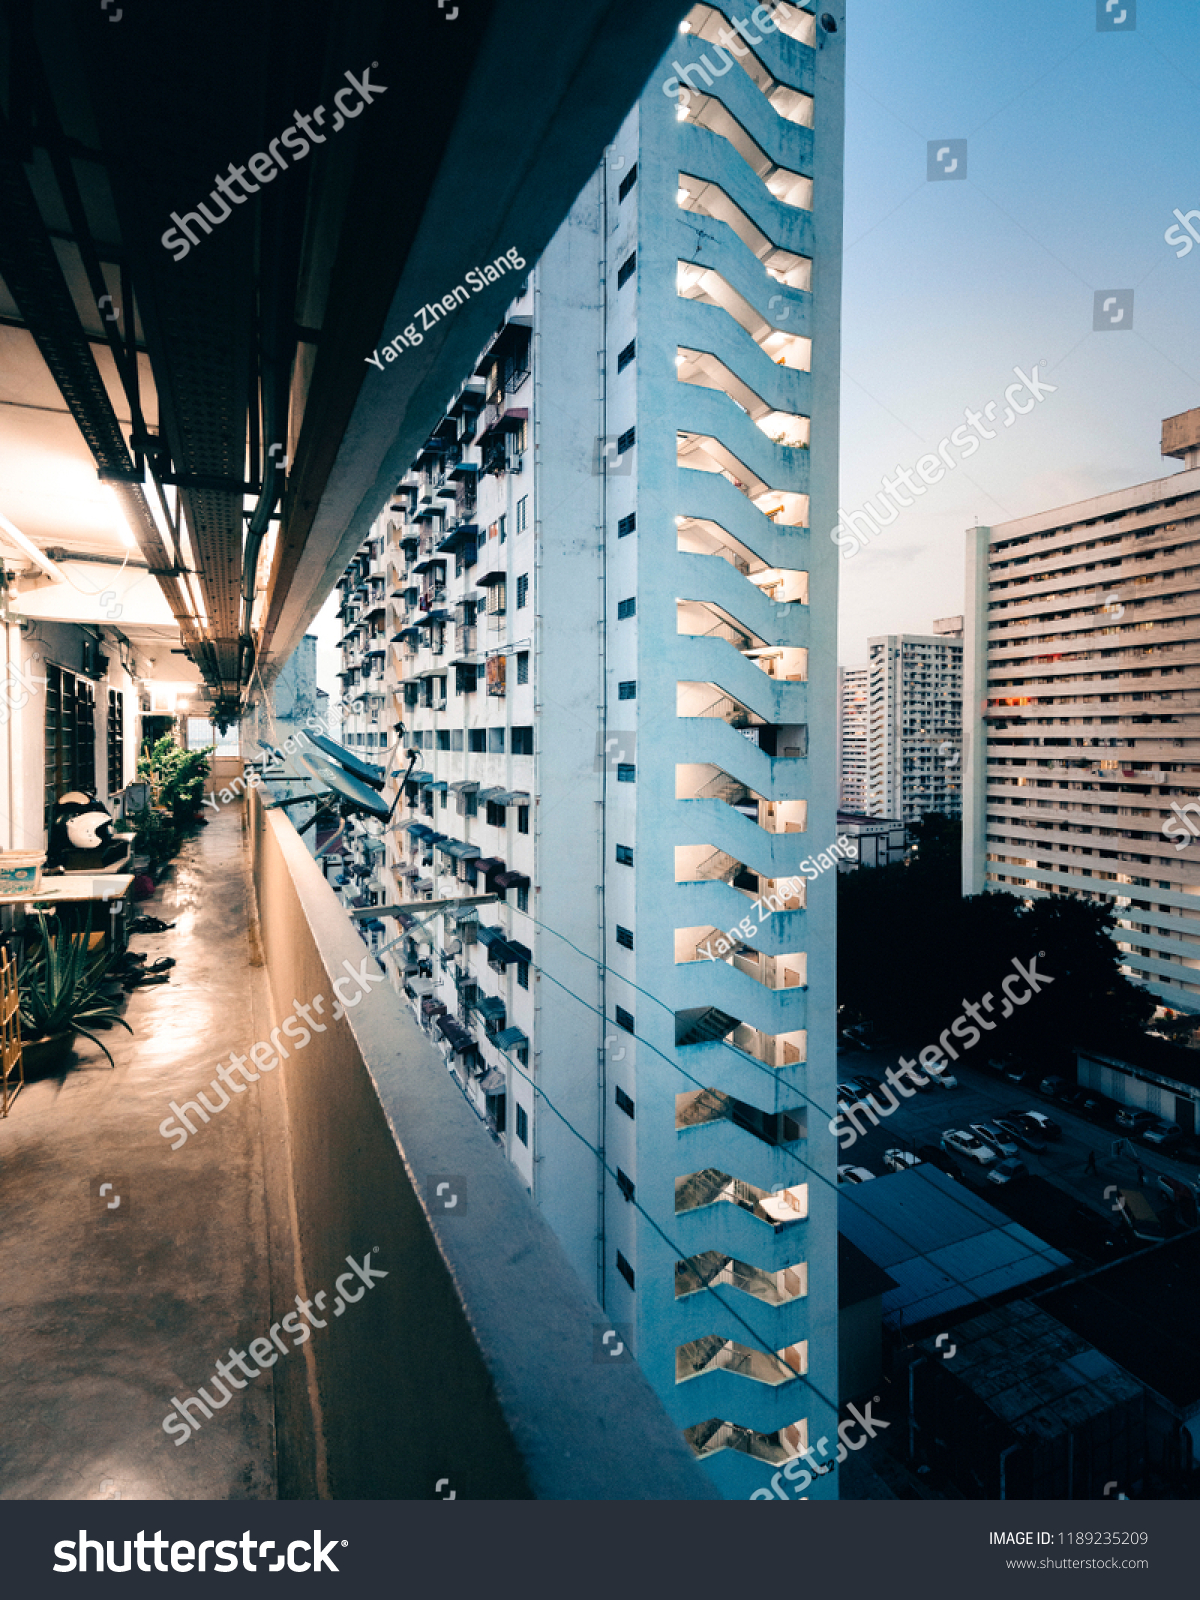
xmin=832 ymin=1042 xmax=1200 ymax=1225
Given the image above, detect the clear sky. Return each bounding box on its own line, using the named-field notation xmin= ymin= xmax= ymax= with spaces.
xmin=838 ymin=0 xmax=1200 ymax=663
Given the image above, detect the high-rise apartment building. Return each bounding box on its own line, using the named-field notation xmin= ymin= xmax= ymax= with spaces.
xmin=963 ymin=409 xmax=1200 ymax=1010
xmin=838 ymin=664 xmax=868 ymax=810
xmin=866 ymin=618 xmax=963 ymax=824
xmin=331 ymin=0 xmax=844 ymax=1499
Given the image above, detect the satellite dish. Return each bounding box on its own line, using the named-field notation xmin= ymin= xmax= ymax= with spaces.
xmin=298 ymin=752 xmax=390 ymax=821
xmin=305 ymin=731 xmax=386 ymax=791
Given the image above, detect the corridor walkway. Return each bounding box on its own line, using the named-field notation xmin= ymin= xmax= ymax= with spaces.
xmin=0 ymin=805 xmax=297 ymax=1500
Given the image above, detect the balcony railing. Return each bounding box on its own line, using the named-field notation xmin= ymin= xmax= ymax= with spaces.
xmin=248 ymin=792 xmax=716 ymax=1500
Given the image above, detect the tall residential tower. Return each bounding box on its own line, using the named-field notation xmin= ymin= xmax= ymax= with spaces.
xmin=334 ymin=0 xmax=844 ymax=1499
xmin=963 ymin=409 xmax=1200 ymax=1010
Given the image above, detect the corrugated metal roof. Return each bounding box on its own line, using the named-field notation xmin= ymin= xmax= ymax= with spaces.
xmin=839 ymin=1167 xmax=1070 ymax=1330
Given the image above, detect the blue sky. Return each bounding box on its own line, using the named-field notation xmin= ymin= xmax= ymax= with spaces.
xmin=838 ymin=0 xmax=1200 ymax=661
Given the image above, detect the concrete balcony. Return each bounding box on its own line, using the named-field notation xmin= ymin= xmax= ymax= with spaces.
xmin=679 ymin=124 xmax=814 ymax=255
xmin=672 ymin=29 xmax=814 ymax=171
xmin=675 ymin=217 xmax=810 ymax=370
xmin=675 ymin=296 xmax=811 ymax=414
xmin=682 ymin=2 xmax=817 ymax=95
xmin=0 ymin=798 xmax=715 ymax=1502
xmin=675 ymin=374 xmax=810 ymax=499
xmin=673 ymin=879 xmax=805 ymax=953
xmin=672 ymin=958 xmax=807 ymax=1038
xmin=675 ymin=718 xmax=807 ymax=801
xmin=679 ymin=465 xmax=811 ymax=560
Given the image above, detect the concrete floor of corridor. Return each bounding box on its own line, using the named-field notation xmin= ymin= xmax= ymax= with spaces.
xmin=0 ymin=804 xmax=308 ymax=1500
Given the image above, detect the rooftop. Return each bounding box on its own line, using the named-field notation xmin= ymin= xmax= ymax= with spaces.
xmin=838 ymin=1166 xmax=1071 ymax=1331
xmin=917 ymin=1301 xmax=1142 ymax=1442
xmin=1037 ymin=1233 xmax=1200 ymax=1413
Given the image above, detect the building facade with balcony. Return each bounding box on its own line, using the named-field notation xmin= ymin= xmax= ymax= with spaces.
xmin=838 ymin=663 xmax=868 ymax=810
xmin=329 ymin=0 xmax=844 ymax=1499
xmin=962 ymin=409 xmax=1200 ymax=1009
xmin=866 ymin=618 xmax=963 ymax=825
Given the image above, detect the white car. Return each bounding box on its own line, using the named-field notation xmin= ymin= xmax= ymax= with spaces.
xmin=970 ymin=1122 xmax=1018 ymax=1158
xmin=883 ymin=1149 xmax=922 ymax=1173
xmin=987 ymin=1158 xmax=1028 ymax=1186
xmin=837 ymin=1165 xmax=876 ymax=1185
xmin=940 ymin=1129 xmax=998 ymax=1166
xmin=923 ymin=1064 xmax=958 ymax=1089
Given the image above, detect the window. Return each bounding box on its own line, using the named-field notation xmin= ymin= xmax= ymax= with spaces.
xmin=618 ymin=163 xmax=637 ymax=201
xmin=516 ymin=495 xmax=528 ymax=533
xmin=486 ymin=801 xmax=506 ymax=827
xmin=618 ymin=680 xmax=636 ymax=700
xmin=517 ymin=651 xmax=529 ymax=685
xmin=517 ymin=805 xmax=529 ymax=835
xmin=615 ymin=1085 xmax=634 ymax=1119
xmin=617 ymin=426 xmax=635 ymax=454
xmin=617 ymin=251 xmax=636 ymax=289
xmin=517 ymin=960 xmax=529 ymax=989
xmin=615 ymin=1005 xmax=634 ymax=1033
xmin=616 ymin=1251 xmax=635 ymax=1290
xmin=451 ymin=729 xmax=464 ymax=751
xmin=498 ymin=513 xmax=507 ymax=544
xmin=617 ymin=512 xmax=636 ymax=538
xmin=488 ymin=727 xmax=505 ymax=753
xmin=437 ymin=729 xmax=451 ymax=750
xmin=616 ymin=925 xmax=634 ymax=950
xmin=469 ymin=729 xmax=486 ymax=753
xmin=44 ymin=666 xmax=96 ymax=827
xmin=515 ymin=1104 xmax=528 ymax=1145
xmin=617 ymin=597 xmax=635 ymax=620
xmin=615 ymin=843 xmax=633 ymax=866
xmin=516 ymin=573 xmax=529 ymax=609
xmin=617 ymin=763 xmax=635 ymax=783
xmin=516 ymin=885 xmax=529 ymax=912
xmin=107 ymin=688 xmax=124 ymax=794
xmin=511 ymin=725 xmax=533 ymax=755
xmin=616 ymin=1168 xmax=635 ymax=1203
xmin=617 ymin=339 xmax=635 ymax=372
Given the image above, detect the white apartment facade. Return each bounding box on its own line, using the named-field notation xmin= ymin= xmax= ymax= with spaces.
xmin=331 ymin=1 xmax=844 ymax=1500
xmin=866 ymin=617 xmax=963 ymax=824
xmin=963 ymin=408 xmax=1200 ymax=1010
xmin=837 ymin=663 xmax=868 ymax=810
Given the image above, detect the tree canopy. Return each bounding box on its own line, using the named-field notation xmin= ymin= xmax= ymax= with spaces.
xmin=837 ymin=815 xmax=1155 ymax=1069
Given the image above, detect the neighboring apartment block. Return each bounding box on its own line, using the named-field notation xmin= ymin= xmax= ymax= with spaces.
xmin=963 ymin=408 xmax=1200 ymax=1010
xmin=866 ymin=618 xmax=963 ymax=824
xmin=330 ymin=1 xmax=844 ymax=1499
xmin=838 ymin=664 xmax=868 ymax=811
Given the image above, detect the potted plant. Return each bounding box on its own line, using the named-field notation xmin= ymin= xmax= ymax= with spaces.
xmin=17 ymin=911 xmax=132 ymax=1072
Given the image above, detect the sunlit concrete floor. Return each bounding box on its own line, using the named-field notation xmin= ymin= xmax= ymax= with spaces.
xmin=0 ymin=804 xmax=306 ymax=1500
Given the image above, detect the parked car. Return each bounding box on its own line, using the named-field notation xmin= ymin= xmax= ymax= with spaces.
xmin=987 ymin=1157 xmax=1029 ymax=1186
xmin=995 ymin=1116 xmax=1045 ymax=1153
xmin=1140 ymin=1119 xmax=1184 ymax=1149
xmin=1020 ymin=1110 xmax=1062 ymax=1142
xmin=852 ymin=1075 xmax=885 ymax=1098
xmin=923 ymin=1063 xmax=958 ymax=1089
xmin=941 ymin=1129 xmax=998 ymax=1166
xmin=837 ymin=1165 xmax=876 ymax=1185
xmin=1079 ymin=1091 xmax=1118 ymax=1123
xmin=1039 ymin=1075 xmax=1067 ymax=1099
xmin=986 ymin=1057 xmax=1011 ymax=1072
xmin=1115 ymin=1107 xmax=1157 ymax=1133
xmin=1004 ymin=1066 xmax=1036 ymax=1088
xmin=883 ymin=1149 xmax=923 ymax=1173
xmin=1156 ymin=1173 xmax=1196 ymax=1208
xmin=839 ymin=1031 xmax=872 ymax=1052
xmin=970 ymin=1121 xmax=1018 ymax=1158
xmin=916 ymin=1143 xmax=961 ymax=1179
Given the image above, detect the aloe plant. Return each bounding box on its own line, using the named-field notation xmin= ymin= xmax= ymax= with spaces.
xmin=17 ymin=911 xmax=132 ymax=1069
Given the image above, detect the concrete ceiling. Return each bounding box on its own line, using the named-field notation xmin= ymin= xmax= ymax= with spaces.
xmin=0 ymin=0 xmax=688 ymax=714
